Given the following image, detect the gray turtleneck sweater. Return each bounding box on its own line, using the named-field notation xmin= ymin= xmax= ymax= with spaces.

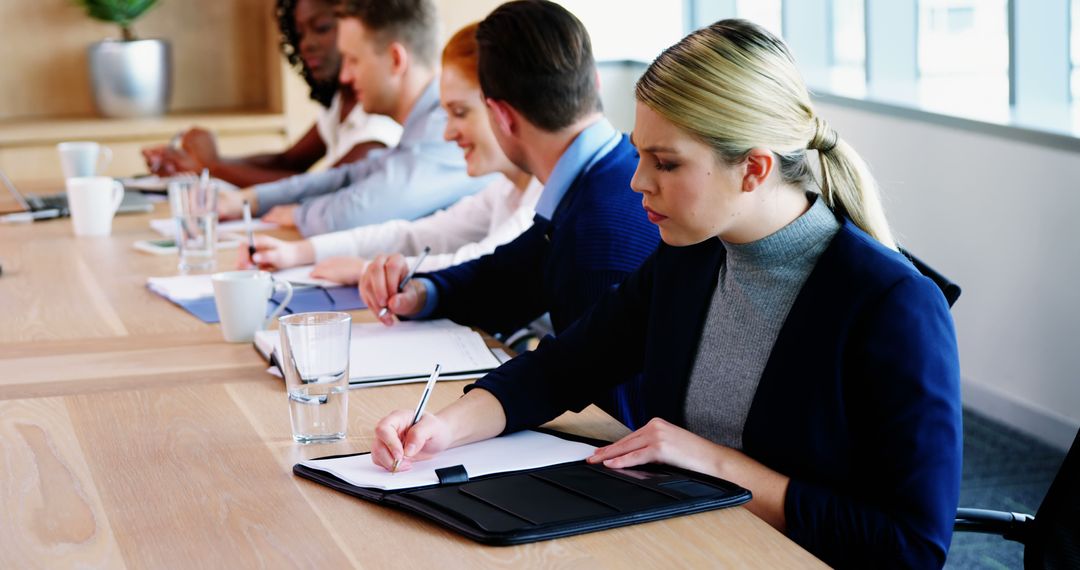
xmin=683 ymin=195 xmax=840 ymax=450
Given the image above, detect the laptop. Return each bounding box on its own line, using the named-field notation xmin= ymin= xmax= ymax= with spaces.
xmin=0 ymin=169 xmax=154 ymax=220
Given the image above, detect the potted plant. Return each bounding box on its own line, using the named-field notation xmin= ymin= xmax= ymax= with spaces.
xmin=73 ymin=0 xmax=172 ymax=118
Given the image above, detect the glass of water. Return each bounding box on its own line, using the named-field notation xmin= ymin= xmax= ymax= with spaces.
xmin=279 ymin=312 xmax=351 ymax=444
xmin=167 ymin=177 xmax=218 ymax=273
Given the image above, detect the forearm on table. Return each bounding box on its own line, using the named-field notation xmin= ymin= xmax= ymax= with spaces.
xmin=438 ymin=388 xmax=506 ymax=449
xmin=715 ymin=448 xmax=790 ymax=532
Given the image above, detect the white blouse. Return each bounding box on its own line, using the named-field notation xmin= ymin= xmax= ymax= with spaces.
xmin=316 ymin=92 xmax=403 ymax=165
xmin=309 ymin=176 xmax=543 ymax=272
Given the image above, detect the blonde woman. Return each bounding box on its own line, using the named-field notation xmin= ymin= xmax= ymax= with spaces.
xmin=243 ymin=23 xmax=541 ymax=281
xmin=371 ymin=18 xmax=961 ymax=568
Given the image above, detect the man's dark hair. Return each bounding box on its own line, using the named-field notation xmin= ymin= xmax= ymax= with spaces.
xmin=476 ymin=0 xmax=601 ymax=132
xmin=338 ymin=0 xmax=439 ymax=67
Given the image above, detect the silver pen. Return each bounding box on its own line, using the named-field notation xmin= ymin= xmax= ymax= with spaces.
xmin=378 ymin=246 xmax=430 ymax=318
xmin=392 ymin=363 xmax=442 ymax=473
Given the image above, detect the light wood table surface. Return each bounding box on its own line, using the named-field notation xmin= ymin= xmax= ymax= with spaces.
xmin=0 ymin=189 xmax=825 ymax=568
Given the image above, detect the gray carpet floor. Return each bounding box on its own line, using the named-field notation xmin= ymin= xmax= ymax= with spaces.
xmin=944 ymin=409 xmax=1068 ymax=569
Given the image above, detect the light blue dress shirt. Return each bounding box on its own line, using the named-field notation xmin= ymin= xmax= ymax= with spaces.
xmin=414 ymin=118 xmax=625 ymax=317
xmin=253 ymin=80 xmax=492 ymax=236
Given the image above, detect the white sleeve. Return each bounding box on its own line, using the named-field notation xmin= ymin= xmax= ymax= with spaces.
xmin=409 ymin=178 xmax=542 ymax=272
xmin=308 ymin=177 xmax=514 ymax=262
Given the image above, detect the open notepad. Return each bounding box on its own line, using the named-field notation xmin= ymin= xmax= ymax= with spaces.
xmin=293 ymin=429 xmax=753 ymax=546
xmin=146 ymin=267 xmax=364 ymax=324
xmin=149 ymin=217 xmax=280 ymax=238
xmin=300 ymin=430 xmax=596 ymax=491
xmin=254 ymin=319 xmax=508 ymax=386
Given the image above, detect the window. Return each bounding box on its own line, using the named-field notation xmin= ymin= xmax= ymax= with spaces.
xmin=830 ymin=0 xmax=866 ymax=96
xmin=555 ymin=1 xmax=685 ymax=63
xmin=917 ymin=0 xmax=1010 ymax=121
xmin=1072 ymin=0 xmax=1080 ymax=101
xmin=736 ymin=0 xmax=783 ymax=38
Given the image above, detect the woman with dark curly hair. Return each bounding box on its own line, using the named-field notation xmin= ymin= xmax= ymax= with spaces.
xmin=141 ymin=0 xmax=401 ymax=187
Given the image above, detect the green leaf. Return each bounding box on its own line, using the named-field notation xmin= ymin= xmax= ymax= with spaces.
xmin=72 ymin=0 xmax=160 ymax=27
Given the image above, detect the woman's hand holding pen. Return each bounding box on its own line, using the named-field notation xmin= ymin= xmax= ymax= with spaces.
xmin=359 ymin=253 xmax=427 ymax=326
xmin=372 ymin=409 xmax=453 ymax=472
xmin=372 ymin=389 xmax=507 ymax=472
xmin=238 ymin=235 xmax=314 ymax=270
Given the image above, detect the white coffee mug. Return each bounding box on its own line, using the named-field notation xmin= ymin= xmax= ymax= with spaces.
xmin=58 ymin=141 xmax=112 ymax=179
xmin=65 ymin=176 xmax=124 ymax=237
xmin=211 ymin=270 xmax=294 ymax=343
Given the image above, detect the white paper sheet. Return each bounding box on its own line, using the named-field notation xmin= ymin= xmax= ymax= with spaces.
xmin=271 ymin=265 xmax=341 ymax=288
xmin=150 ymin=217 xmax=280 ymax=237
xmin=300 ymin=430 xmax=597 ymax=491
xmin=254 ymin=319 xmax=503 ymax=383
xmin=147 ymin=265 xmax=336 ymax=302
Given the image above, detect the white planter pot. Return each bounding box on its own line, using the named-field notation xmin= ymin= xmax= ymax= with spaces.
xmin=88 ymin=38 xmax=172 ymax=118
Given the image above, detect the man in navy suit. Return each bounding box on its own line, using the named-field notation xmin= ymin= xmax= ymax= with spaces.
xmin=359 ymin=1 xmax=660 ymax=405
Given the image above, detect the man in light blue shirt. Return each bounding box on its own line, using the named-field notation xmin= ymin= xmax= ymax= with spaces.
xmin=218 ymin=0 xmax=489 ymax=236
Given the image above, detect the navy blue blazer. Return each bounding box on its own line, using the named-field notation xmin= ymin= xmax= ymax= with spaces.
xmin=421 ymin=136 xmax=660 ymax=337
xmin=471 ymin=216 xmax=963 ymax=568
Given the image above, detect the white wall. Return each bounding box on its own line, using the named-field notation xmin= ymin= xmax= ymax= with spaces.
xmin=817 ymin=101 xmax=1080 ymax=450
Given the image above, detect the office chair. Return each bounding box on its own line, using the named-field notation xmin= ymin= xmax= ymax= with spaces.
xmin=901 ymin=248 xmax=962 ymax=308
xmin=954 ymin=427 xmax=1080 ymax=569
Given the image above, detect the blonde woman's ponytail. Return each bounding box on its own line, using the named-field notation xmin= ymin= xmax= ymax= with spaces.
xmin=810 ymin=118 xmax=896 ymax=250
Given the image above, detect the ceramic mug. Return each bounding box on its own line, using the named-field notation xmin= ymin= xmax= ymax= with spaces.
xmin=211 ymin=270 xmax=294 ymax=342
xmin=65 ymin=176 xmax=124 ymax=236
xmin=58 ymin=141 xmax=112 ymax=178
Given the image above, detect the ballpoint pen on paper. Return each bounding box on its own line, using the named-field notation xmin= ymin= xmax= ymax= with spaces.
xmin=392 ymin=363 xmax=442 ymax=473
xmin=377 ymin=246 xmax=431 ymax=318
xmin=242 ymin=200 xmax=256 ymax=261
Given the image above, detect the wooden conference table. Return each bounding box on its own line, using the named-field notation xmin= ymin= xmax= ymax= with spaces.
xmin=0 ymin=182 xmax=824 ymax=568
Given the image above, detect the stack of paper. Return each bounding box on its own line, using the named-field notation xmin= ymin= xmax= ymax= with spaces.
xmin=147 ymin=274 xmax=216 ymax=301
xmin=255 ymin=319 xmax=508 ymax=386
xmin=146 ymin=266 xmax=365 ymax=324
xmin=300 ymin=430 xmax=596 ymax=490
xmin=149 ymin=217 xmax=280 ymax=238
xmin=121 ymin=175 xmax=240 ymax=193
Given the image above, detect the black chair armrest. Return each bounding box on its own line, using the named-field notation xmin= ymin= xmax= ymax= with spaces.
xmin=955 ymin=507 xmax=1035 ymax=543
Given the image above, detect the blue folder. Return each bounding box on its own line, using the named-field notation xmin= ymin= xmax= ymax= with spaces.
xmin=161 ymin=285 xmax=366 ymax=324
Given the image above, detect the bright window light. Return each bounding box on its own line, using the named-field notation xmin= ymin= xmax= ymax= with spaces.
xmin=555 ymin=1 xmax=685 ymax=63
xmin=917 ymin=0 xmax=1010 ymax=121
xmin=736 ymin=0 xmax=783 ymax=38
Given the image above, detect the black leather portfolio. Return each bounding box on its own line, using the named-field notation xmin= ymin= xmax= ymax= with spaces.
xmin=293 ymin=430 xmax=752 ymax=546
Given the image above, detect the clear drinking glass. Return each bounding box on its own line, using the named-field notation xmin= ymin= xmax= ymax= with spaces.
xmin=167 ymin=177 xmax=218 ymax=273
xmin=279 ymin=312 xmax=351 ymax=444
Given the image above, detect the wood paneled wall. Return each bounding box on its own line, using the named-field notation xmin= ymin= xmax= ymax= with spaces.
xmin=0 ymin=0 xmax=279 ymax=121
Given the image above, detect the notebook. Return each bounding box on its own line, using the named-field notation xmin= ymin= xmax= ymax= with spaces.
xmin=120 ymin=174 xmax=240 ymax=194
xmin=149 ymin=217 xmax=280 ymax=237
xmin=294 ymin=429 xmax=753 ymax=546
xmin=146 ymin=267 xmax=365 ymax=323
xmin=254 ymin=319 xmax=506 ymax=386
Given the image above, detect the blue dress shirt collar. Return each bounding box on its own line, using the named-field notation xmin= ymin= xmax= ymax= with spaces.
xmin=534 ymin=118 xmax=623 ymax=220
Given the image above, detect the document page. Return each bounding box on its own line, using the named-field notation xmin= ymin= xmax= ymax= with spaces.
xmin=256 ymin=319 xmax=503 ymax=383
xmin=148 ymin=266 xmax=339 ymax=302
xmin=150 ymin=217 xmax=279 ymax=237
xmin=300 ymin=430 xmax=597 ymax=491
